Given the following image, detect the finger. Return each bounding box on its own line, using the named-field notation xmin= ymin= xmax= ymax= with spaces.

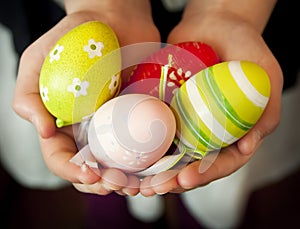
xmin=121 ymin=175 xmax=140 ymax=196
xmin=12 ymin=45 xmax=56 ymax=138
xmin=74 ymin=170 xmax=131 ymax=195
xmin=140 ymin=176 xmax=156 ymax=197
xmin=12 ymin=92 xmax=56 ymax=138
xmin=150 ymin=170 xmax=180 ymax=195
xmin=39 ymin=128 xmax=100 ymax=184
xmin=72 ymin=183 xmax=90 ymax=193
xmin=177 ymin=145 xmax=252 ymax=190
xmin=169 ymin=187 xmax=186 ymax=194
xmin=114 ymin=190 xmax=127 ymax=196
xmin=73 ymin=182 xmax=112 ymax=195
xmin=100 ymin=168 xmax=128 ymax=191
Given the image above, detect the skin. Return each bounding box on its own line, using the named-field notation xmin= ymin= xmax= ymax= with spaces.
xmin=12 ymin=0 xmax=283 ymax=196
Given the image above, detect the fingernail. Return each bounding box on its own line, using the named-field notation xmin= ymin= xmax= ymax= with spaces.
xmin=156 ymin=191 xmax=167 ymax=195
xmin=102 ymin=183 xmax=112 ymax=191
xmin=81 ymin=163 xmax=88 ymax=172
xmin=122 ymin=189 xmax=133 ymax=196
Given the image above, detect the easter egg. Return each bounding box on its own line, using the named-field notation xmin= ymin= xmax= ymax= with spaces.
xmin=170 ymin=60 xmax=271 ymax=157
xmin=122 ymin=42 xmax=220 ymax=104
xmin=39 ymin=21 xmax=121 ymax=127
xmin=88 ymin=94 xmax=176 ymax=173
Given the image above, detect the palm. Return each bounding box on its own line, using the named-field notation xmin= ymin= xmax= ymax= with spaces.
xmin=13 ymin=11 xmax=161 ymax=195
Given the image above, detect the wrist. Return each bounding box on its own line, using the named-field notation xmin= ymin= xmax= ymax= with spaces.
xmin=184 ymin=0 xmax=277 ymax=33
xmin=64 ymin=0 xmax=151 ymax=17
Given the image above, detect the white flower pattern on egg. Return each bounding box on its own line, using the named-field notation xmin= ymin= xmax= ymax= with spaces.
xmin=167 ymin=69 xmax=191 ymax=95
xmin=67 ymin=78 xmax=90 ymax=97
xmin=163 ymin=54 xmax=193 ymax=96
xmin=109 ymin=75 xmax=120 ymax=95
xmin=50 ymin=44 xmax=64 ymax=63
xmin=84 ymin=39 xmax=104 ymax=58
xmin=40 ymin=85 xmax=49 ymax=102
xmin=123 ymin=151 xmax=149 ymax=166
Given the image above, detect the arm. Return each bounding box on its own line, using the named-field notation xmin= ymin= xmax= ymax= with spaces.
xmin=140 ymin=0 xmax=283 ymax=195
xmin=64 ymin=0 xmax=159 ymax=46
xmin=182 ymin=0 xmax=277 ymax=33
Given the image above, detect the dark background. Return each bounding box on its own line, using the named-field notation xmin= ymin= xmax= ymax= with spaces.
xmin=0 ymin=0 xmax=299 ymax=228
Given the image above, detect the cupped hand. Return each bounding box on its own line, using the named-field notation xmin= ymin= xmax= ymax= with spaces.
xmin=139 ymin=5 xmax=283 ymax=196
xmin=12 ymin=3 xmax=160 ymax=196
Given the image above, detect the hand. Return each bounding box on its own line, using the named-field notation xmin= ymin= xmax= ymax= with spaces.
xmin=139 ymin=1 xmax=283 ymax=196
xmin=12 ymin=0 xmax=160 ymax=196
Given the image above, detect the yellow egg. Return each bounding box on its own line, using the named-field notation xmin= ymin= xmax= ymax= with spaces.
xmin=170 ymin=60 xmax=271 ymax=157
xmin=39 ymin=21 xmax=121 ymax=127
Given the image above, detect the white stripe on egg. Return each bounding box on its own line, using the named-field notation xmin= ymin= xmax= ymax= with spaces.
xmin=186 ymin=77 xmax=238 ymax=144
xmin=229 ymin=61 xmax=269 ymax=108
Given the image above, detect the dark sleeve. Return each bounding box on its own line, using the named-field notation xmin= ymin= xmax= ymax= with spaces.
xmin=0 ymin=0 xmax=65 ymax=57
xmin=150 ymin=0 xmax=183 ymax=43
xmin=263 ymin=1 xmax=299 ymax=91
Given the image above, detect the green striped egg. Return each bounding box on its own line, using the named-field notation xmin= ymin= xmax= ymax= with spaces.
xmin=170 ymin=60 xmax=271 ymax=157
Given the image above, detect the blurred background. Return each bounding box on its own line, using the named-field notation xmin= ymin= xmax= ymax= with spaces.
xmin=1 ymin=0 xmax=299 ymax=228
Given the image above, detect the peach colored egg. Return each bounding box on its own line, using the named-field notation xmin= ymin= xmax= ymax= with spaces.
xmin=88 ymin=94 xmax=176 ymax=173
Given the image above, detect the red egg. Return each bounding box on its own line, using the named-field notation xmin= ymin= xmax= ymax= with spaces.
xmin=121 ymin=41 xmax=220 ymax=104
